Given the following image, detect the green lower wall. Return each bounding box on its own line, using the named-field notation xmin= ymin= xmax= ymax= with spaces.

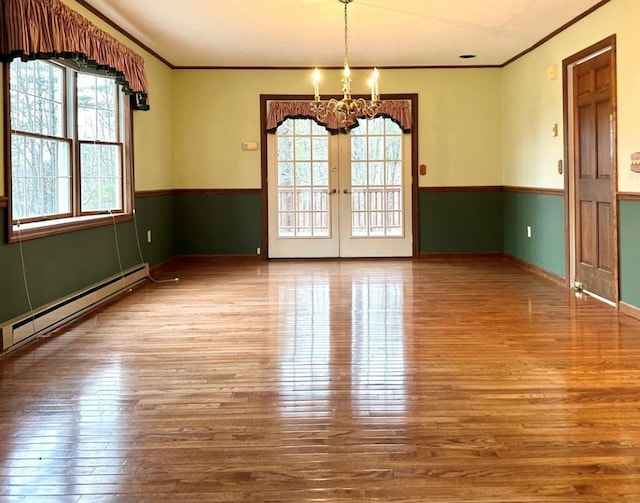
xmin=503 ymin=190 xmax=565 ymax=278
xmin=0 ymin=209 xmax=140 ymax=324
xmin=175 ymin=193 xmax=262 ymax=255
xmin=0 ymin=195 xmax=175 ymax=325
xmin=3 ymin=190 xmax=638 ymax=327
xmin=135 ymin=194 xmax=177 ymax=267
xmin=419 ymin=190 xmax=504 ymax=253
xmin=620 ymin=200 xmax=640 ymax=308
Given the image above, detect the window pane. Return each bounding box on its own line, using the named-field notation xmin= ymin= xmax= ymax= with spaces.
xmin=80 ymin=144 xmax=122 ymax=212
xmin=368 ymin=162 xmax=385 ymax=186
xmin=386 ymin=120 xmax=402 ymax=135
xmin=10 ymin=60 xmax=64 ymax=137
xmin=278 ymin=162 xmax=294 ymax=187
xmin=11 ymin=134 xmax=71 ymax=220
xmin=368 ymin=137 xmax=384 ymax=160
xmin=386 ymin=161 xmax=402 ymax=185
xmin=312 ymin=138 xmax=328 ymax=160
xmin=351 ymin=162 xmax=368 ymax=186
xmin=294 ymin=120 xmax=311 ymax=135
xmin=77 ymin=73 xmax=118 ymax=141
xmin=277 ymin=137 xmax=293 ymax=161
xmin=368 ymin=117 xmax=384 ymax=135
xmin=311 ymin=120 xmax=327 ymax=135
xmin=277 ymin=118 xmax=293 ymax=136
xmin=295 ymin=137 xmax=311 ymax=161
xmin=385 ymin=136 xmax=401 ymax=160
xmin=312 ymin=162 xmax=329 ymax=186
xmin=352 ymin=137 xmax=367 ymax=160
xmin=295 ymin=162 xmax=311 ymax=186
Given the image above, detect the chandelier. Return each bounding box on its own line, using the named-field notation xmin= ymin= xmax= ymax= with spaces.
xmin=310 ymin=0 xmax=381 ymax=128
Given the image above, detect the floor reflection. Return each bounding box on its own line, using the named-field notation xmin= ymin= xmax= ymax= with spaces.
xmin=351 ymin=273 xmax=406 ymax=416
xmin=277 ymin=264 xmax=406 ymax=419
xmin=278 ymin=270 xmax=332 ymax=418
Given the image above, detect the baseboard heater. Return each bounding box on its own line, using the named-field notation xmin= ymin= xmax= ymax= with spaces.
xmin=1 ymin=263 xmax=148 ymax=353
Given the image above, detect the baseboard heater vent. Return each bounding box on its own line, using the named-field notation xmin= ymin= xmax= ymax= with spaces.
xmin=1 ymin=263 xmax=148 ymax=354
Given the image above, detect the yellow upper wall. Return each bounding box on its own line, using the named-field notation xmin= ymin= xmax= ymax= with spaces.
xmin=3 ymin=0 xmax=635 ymax=195
xmin=0 ymin=0 xmax=174 ymax=196
xmin=502 ymin=0 xmax=640 ymax=192
xmin=65 ymin=0 xmax=174 ymax=192
xmin=172 ymin=67 xmax=503 ymax=189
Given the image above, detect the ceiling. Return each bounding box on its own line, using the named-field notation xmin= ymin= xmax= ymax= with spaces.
xmin=81 ymin=0 xmax=606 ymax=68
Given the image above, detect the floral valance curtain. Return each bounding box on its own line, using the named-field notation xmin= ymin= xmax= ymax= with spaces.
xmin=0 ymin=0 xmax=150 ymax=109
xmin=266 ymin=99 xmax=412 ymax=134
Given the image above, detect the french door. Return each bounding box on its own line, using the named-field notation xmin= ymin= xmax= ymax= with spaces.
xmin=267 ymin=117 xmax=412 ymax=258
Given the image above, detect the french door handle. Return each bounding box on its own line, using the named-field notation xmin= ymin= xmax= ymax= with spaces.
xmin=327 ymin=188 xmax=337 ymax=195
xmin=343 ymin=189 xmax=351 ymax=194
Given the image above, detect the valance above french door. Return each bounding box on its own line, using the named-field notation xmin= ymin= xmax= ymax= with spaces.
xmin=266 ymin=99 xmax=412 ymax=134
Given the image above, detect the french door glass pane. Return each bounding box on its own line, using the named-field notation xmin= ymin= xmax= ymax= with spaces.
xmin=276 ymin=119 xmax=330 ymax=237
xmin=350 ymin=118 xmax=404 ymax=237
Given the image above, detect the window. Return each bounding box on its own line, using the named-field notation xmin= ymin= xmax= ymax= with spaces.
xmin=6 ymin=59 xmax=133 ymax=241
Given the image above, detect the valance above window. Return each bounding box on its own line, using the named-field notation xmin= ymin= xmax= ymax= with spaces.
xmin=266 ymin=99 xmax=412 ymax=134
xmin=0 ymin=0 xmax=150 ymax=109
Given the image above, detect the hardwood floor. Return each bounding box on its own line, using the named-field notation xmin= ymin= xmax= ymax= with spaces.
xmin=2 ymin=257 xmax=640 ymax=502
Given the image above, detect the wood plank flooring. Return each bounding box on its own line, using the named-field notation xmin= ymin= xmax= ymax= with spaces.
xmin=2 ymin=257 xmax=640 ymax=502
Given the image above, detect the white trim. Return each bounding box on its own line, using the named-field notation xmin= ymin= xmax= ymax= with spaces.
xmin=576 ymin=287 xmax=616 ymax=308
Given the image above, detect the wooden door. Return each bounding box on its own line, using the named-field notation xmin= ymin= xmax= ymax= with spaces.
xmin=573 ymin=50 xmax=616 ymax=301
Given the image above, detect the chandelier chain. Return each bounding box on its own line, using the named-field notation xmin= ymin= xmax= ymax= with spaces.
xmin=343 ymin=0 xmax=349 ymax=67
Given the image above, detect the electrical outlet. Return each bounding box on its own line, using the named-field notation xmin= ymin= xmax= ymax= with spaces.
xmin=527 ymin=225 xmax=532 ymax=238
xmin=256 ymin=247 xmax=261 ymax=255
xmin=147 ymin=230 xmax=152 ymax=243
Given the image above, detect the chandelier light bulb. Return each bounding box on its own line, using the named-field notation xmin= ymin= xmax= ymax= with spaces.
xmin=313 ymin=68 xmax=320 ymax=100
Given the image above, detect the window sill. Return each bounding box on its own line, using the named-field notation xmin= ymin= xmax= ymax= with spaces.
xmin=8 ymin=212 xmax=133 ymax=243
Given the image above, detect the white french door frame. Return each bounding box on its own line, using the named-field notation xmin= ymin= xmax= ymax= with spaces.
xmin=260 ymin=94 xmax=419 ymax=260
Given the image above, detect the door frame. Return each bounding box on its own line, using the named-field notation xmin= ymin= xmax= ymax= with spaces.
xmin=259 ymin=93 xmax=420 ymax=260
xmin=562 ymin=35 xmax=618 ymax=305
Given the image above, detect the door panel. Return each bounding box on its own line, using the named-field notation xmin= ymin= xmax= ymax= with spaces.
xmin=598 ymin=202 xmax=612 ymax=272
xmin=579 ymin=201 xmax=594 ymax=267
xmin=268 ymin=119 xmax=339 ymax=258
xmin=573 ymin=50 xmax=616 ymax=301
xmin=596 ymin=100 xmax=612 ymax=178
xmin=339 ymin=118 xmax=412 ymax=258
